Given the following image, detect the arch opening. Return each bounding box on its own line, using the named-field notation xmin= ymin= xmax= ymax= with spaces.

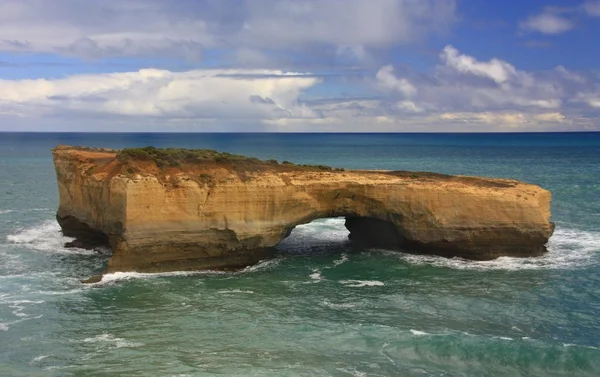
xmin=275 ymin=215 xmax=405 ymax=255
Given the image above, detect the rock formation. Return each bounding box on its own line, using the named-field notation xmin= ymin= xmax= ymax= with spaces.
xmin=52 ymin=145 xmax=554 ymax=278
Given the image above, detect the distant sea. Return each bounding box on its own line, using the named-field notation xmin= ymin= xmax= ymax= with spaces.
xmin=1 ymin=132 xmax=599 ymax=376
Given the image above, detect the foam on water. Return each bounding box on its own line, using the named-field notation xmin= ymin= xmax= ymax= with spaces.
xmin=321 ymin=300 xmax=356 ymax=309
xmin=340 ymin=280 xmax=385 ymax=287
xmin=1 ymin=297 xmax=45 ymax=319
xmin=410 ymin=329 xmax=430 ymax=336
xmin=335 ymin=367 xmax=367 ymax=377
xmin=95 ymin=270 xmax=227 ymax=285
xmin=383 ymin=226 xmax=600 ymax=271
xmin=0 ymin=209 xmax=14 ymax=214
xmin=6 ymin=220 xmax=98 ymax=255
xmin=333 ymin=253 xmax=349 ymax=266
xmin=82 ymin=333 xmax=144 ymax=349
xmin=240 ymin=257 xmax=282 ymax=272
xmin=309 ymin=269 xmax=323 ymax=281
xmin=276 ymin=217 xmax=599 ymax=272
xmin=30 ymin=355 xmax=49 ymax=364
xmin=218 ymin=289 xmax=254 ymax=294
xmin=0 ymin=323 xmax=8 ymax=331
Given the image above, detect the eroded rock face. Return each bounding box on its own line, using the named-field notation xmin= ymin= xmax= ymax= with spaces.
xmin=52 ymin=145 xmax=555 ymax=277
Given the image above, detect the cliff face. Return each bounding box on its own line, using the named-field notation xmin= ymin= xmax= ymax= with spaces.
xmin=52 ymin=146 xmax=554 ymax=276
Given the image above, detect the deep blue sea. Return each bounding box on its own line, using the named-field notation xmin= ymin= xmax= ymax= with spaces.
xmin=1 ymin=132 xmax=599 ymax=376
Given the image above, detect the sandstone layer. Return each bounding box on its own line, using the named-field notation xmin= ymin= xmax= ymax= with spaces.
xmin=52 ymin=145 xmax=554 ymax=277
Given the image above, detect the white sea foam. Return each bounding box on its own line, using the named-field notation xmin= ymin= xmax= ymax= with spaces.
xmin=30 ymin=355 xmax=49 ymax=364
xmin=383 ymin=226 xmax=600 ymax=271
xmin=309 ymin=269 xmax=323 ymax=281
xmin=93 ymin=258 xmax=281 ymax=285
xmin=0 ymin=209 xmax=14 ymax=214
xmin=340 ymin=280 xmax=384 ymax=287
xmin=321 ymin=300 xmax=356 ymax=309
xmin=241 ymin=257 xmax=282 ymax=272
xmin=563 ymin=343 xmax=599 ymax=350
xmin=6 ymin=220 xmax=97 ymax=255
xmin=335 ymin=367 xmax=367 ymax=377
xmin=2 ymin=299 xmax=45 ymax=319
xmin=410 ymin=329 xmax=430 ymax=336
xmin=96 ymin=270 xmax=226 ymax=284
xmin=0 ymin=323 xmax=8 ymax=331
xmin=218 ymin=289 xmax=254 ymax=294
xmin=82 ymin=333 xmax=143 ymax=348
xmin=333 ymin=253 xmax=349 ymax=266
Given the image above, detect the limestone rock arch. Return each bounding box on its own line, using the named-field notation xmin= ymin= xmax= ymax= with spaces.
xmin=52 ymin=146 xmax=555 ymax=278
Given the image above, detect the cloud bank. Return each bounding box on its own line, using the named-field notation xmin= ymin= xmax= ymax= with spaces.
xmin=0 ymin=0 xmax=456 ymax=64
xmin=1 ymin=46 xmax=598 ymax=132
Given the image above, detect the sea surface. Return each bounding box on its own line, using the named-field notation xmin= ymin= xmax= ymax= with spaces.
xmin=1 ymin=132 xmax=599 ymax=377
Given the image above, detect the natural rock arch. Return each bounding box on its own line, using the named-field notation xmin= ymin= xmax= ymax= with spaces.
xmin=53 ymin=146 xmax=555 ymax=279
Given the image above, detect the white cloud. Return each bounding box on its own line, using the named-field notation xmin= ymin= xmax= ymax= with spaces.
xmin=376 ymin=65 xmax=417 ymax=97
xmin=0 ymin=0 xmax=457 ymax=60
xmin=440 ymin=46 xmax=527 ymax=85
xmin=583 ymin=1 xmax=600 ymax=16
xmin=239 ymin=0 xmax=456 ymax=48
xmin=520 ymin=11 xmax=574 ymax=35
xmin=365 ymin=45 xmax=599 ymax=130
xmin=0 ymin=69 xmax=321 ymax=122
xmin=1 ymin=45 xmax=599 ymax=132
xmin=439 ymin=112 xmax=567 ymax=127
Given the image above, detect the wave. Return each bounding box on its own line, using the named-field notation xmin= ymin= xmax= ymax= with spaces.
xmin=5 ymin=220 xmax=99 ymax=255
xmin=0 ymin=297 xmax=45 ymax=319
xmin=82 ymin=333 xmax=143 ymax=349
xmin=0 ymin=209 xmax=14 ymax=214
xmin=381 ymin=226 xmax=600 ymax=271
xmin=240 ymin=257 xmax=282 ymax=273
xmin=321 ymin=300 xmax=357 ymax=309
xmin=340 ymin=280 xmax=385 ymax=287
xmin=333 ymin=253 xmax=349 ymax=266
xmin=30 ymin=355 xmax=49 ymax=365
xmin=94 ymin=270 xmax=227 ymax=285
xmin=335 ymin=367 xmax=367 ymax=377
xmin=309 ymin=269 xmax=323 ymax=281
xmin=217 ymin=289 xmax=254 ymax=294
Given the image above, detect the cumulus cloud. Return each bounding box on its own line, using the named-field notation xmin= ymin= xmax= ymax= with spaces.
xmin=0 ymin=0 xmax=457 ymax=61
xmin=520 ymin=11 xmax=574 ymax=34
xmin=0 ymin=69 xmax=321 ymax=126
xmin=376 ymin=65 xmax=416 ymax=97
xmin=366 ymin=45 xmax=599 ymax=130
xmin=440 ymin=46 xmax=528 ymax=85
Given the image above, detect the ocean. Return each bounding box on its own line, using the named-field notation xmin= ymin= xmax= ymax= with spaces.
xmin=0 ymin=132 xmax=599 ymax=376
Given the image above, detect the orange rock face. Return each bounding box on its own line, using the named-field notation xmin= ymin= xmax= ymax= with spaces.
xmin=52 ymin=145 xmax=554 ymax=277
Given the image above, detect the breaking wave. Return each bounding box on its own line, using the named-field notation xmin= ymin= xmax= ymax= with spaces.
xmin=384 ymin=226 xmax=600 ymax=271
xmin=6 ymin=220 xmax=99 ymax=255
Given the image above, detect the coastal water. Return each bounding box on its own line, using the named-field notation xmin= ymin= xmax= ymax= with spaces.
xmin=1 ymin=132 xmax=599 ymax=376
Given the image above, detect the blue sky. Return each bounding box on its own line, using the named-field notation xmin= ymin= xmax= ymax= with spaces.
xmin=0 ymin=0 xmax=599 ymax=132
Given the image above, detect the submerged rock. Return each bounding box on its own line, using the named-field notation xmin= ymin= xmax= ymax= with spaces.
xmin=52 ymin=145 xmax=554 ymax=279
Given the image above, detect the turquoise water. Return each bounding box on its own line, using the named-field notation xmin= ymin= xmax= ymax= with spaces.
xmin=1 ymin=133 xmax=599 ymax=376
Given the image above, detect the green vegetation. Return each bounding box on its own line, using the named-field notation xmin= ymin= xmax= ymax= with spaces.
xmin=116 ymin=146 xmax=260 ymax=168
xmin=116 ymin=146 xmax=345 ymax=172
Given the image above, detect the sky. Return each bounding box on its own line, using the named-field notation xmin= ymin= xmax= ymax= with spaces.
xmin=0 ymin=0 xmax=599 ymax=132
